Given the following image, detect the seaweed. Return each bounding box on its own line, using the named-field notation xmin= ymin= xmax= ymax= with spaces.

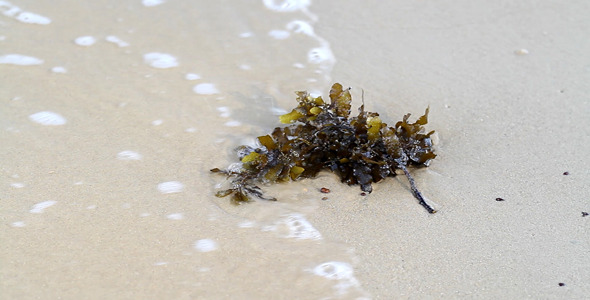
xmin=211 ymin=83 xmax=438 ymax=213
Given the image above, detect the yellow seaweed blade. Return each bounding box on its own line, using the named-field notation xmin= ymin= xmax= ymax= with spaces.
xmin=289 ymin=166 xmax=305 ymax=180
xmin=309 ymin=106 xmax=322 ymax=115
xmin=258 ymin=135 xmax=277 ymax=150
xmin=367 ymin=116 xmax=382 ymax=141
xmin=329 ymin=83 xmax=352 ymax=118
xmin=241 ymin=152 xmax=260 ymax=163
xmin=280 ymin=109 xmax=304 ymax=124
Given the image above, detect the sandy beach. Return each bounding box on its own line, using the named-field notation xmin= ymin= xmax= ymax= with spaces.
xmin=2 ymin=0 xmax=589 ymax=299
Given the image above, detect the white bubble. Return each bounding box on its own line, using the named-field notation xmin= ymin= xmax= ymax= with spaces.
xmin=287 ymin=20 xmax=315 ymax=36
xmin=116 ymin=150 xmax=143 ymax=161
xmin=151 ymin=119 xmax=163 ymax=126
xmin=166 ymin=213 xmax=184 ymax=220
xmin=224 ymin=120 xmax=241 ymax=127
xmin=217 ymin=106 xmax=230 ymax=118
xmin=16 ymin=12 xmax=51 ymax=25
xmin=264 ymin=213 xmax=322 ymax=240
xmin=143 ymin=52 xmax=178 ymax=68
xmin=239 ymin=32 xmax=253 ymax=38
xmin=11 ymin=221 xmax=26 ymax=228
xmin=313 ymin=262 xmax=354 ymax=280
xmin=0 ymin=54 xmax=43 ymax=66
xmin=193 ymin=83 xmax=219 ymax=95
xmin=105 ymin=35 xmax=129 ymax=47
xmin=30 ymin=200 xmax=57 ymax=213
xmin=51 ymin=66 xmax=67 ymax=73
xmin=268 ymin=29 xmax=290 ymax=39
xmin=238 ymin=220 xmax=256 ymax=228
xmin=263 ymin=0 xmax=310 ymax=12
xmin=157 ymin=181 xmax=184 ymax=194
xmin=10 ymin=182 xmax=25 ymax=188
xmin=193 ymin=239 xmax=218 ymax=252
xmin=142 ymin=0 xmax=166 ymax=7
xmin=515 ymin=48 xmax=529 ymax=55
xmin=312 ymin=261 xmax=359 ymax=295
xmin=308 ymin=47 xmax=334 ymax=64
xmin=74 ymin=36 xmax=97 ymax=46
xmin=185 ymin=73 xmax=201 ymax=80
xmin=29 ymin=111 xmax=67 ymax=126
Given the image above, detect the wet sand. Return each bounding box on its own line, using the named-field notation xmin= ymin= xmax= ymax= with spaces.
xmin=2 ymin=0 xmax=589 ymax=299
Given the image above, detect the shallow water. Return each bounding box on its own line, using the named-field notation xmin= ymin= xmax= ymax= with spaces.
xmin=1 ymin=0 xmax=369 ymax=299
xmin=3 ymin=0 xmax=590 ymax=299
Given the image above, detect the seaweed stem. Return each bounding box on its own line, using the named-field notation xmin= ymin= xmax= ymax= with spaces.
xmin=401 ymin=165 xmax=437 ymax=214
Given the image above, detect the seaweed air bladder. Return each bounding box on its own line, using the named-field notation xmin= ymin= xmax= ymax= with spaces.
xmin=212 ymin=83 xmax=437 ymax=213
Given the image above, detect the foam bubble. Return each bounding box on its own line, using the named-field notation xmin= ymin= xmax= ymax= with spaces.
xmin=0 ymin=54 xmax=43 ymax=65
xmin=287 ymin=20 xmax=315 ymax=36
xmin=143 ymin=52 xmax=178 ymax=68
xmin=51 ymin=66 xmax=67 ymax=73
xmin=238 ymin=220 xmax=256 ymax=228
xmin=269 ymin=29 xmax=290 ymax=39
xmin=142 ymin=0 xmax=166 ymax=7
xmin=157 ymin=181 xmax=184 ymax=194
xmin=263 ymin=0 xmax=310 ymax=12
xmin=30 ymin=200 xmax=57 ymax=213
xmin=105 ymin=35 xmax=129 ymax=47
xmin=224 ymin=120 xmax=241 ymax=127
xmin=264 ymin=213 xmax=322 ymax=240
xmin=116 ymin=150 xmax=143 ymax=160
xmin=16 ymin=11 xmax=51 ymax=24
xmin=151 ymin=119 xmax=163 ymax=126
xmin=239 ymin=32 xmax=253 ymax=38
xmin=29 ymin=111 xmax=67 ymax=126
xmin=166 ymin=213 xmax=184 ymax=220
xmin=308 ymin=47 xmax=334 ymax=64
xmin=0 ymin=2 xmax=51 ymax=24
xmin=74 ymin=36 xmax=97 ymax=46
xmin=10 ymin=182 xmax=25 ymax=188
xmin=11 ymin=221 xmax=26 ymax=227
xmin=216 ymin=106 xmax=230 ymax=118
xmin=193 ymin=83 xmax=219 ymax=95
xmin=185 ymin=73 xmax=201 ymax=80
xmin=313 ymin=261 xmax=359 ymax=295
xmin=193 ymin=239 xmax=218 ymax=252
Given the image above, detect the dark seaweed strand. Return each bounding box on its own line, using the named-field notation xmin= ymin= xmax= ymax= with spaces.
xmin=212 ymin=83 xmax=438 ymax=214
xmin=401 ymin=165 xmax=437 ymax=214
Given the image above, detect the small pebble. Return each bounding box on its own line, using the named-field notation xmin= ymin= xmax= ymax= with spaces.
xmin=360 ymin=192 xmax=367 ymax=196
xmin=321 ymin=197 xmax=328 ymax=201
xmin=495 ymin=197 xmax=505 ymax=201
xmin=582 ymin=212 xmax=588 ymax=217
xmin=563 ymin=171 xmax=569 ymax=175
xmin=558 ymin=282 xmax=565 ymax=287
xmin=320 ymin=187 xmax=330 ymax=194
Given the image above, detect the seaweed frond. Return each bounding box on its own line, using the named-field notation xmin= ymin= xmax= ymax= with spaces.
xmin=212 ymin=83 xmax=437 ymax=213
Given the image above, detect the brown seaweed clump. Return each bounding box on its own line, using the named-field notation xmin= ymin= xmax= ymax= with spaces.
xmin=211 ymin=83 xmax=437 ymax=213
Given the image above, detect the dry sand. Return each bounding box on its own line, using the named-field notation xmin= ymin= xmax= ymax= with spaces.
xmin=1 ymin=0 xmax=589 ymax=299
